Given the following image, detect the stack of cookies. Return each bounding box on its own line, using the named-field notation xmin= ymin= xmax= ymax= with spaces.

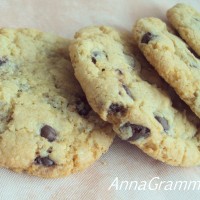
xmin=0 ymin=3 xmax=199 ymax=178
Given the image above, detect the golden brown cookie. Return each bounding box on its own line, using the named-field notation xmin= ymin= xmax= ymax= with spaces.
xmin=70 ymin=26 xmax=200 ymax=166
xmin=0 ymin=28 xmax=115 ymax=178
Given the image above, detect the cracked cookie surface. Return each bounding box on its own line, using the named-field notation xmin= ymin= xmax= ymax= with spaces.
xmin=0 ymin=28 xmax=115 ymax=178
xmin=70 ymin=26 xmax=200 ymax=166
xmin=133 ymin=17 xmax=200 ymax=120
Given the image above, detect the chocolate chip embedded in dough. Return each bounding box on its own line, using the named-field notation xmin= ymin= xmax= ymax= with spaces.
xmin=91 ymin=51 xmax=108 ymax=64
xmin=155 ymin=116 xmax=169 ymax=131
xmin=108 ymin=103 xmax=127 ymax=115
xmin=92 ymin=57 xmax=97 ymax=64
xmin=76 ymin=96 xmax=91 ymax=116
xmin=122 ymin=84 xmax=133 ymax=99
xmin=34 ymin=156 xmax=55 ymax=167
xmin=120 ymin=122 xmax=150 ymax=141
xmin=40 ymin=125 xmax=57 ymax=142
xmin=141 ymin=32 xmax=156 ymax=44
xmin=0 ymin=57 xmax=8 ymax=66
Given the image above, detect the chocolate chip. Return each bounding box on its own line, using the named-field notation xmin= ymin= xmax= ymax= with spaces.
xmin=92 ymin=57 xmax=97 ymax=64
xmin=40 ymin=125 xmax=57 ymax=142
xmin=122 ymin=84 xmax=133 ymax=98
xmin=120 ymin=122 xmax=150 ymax=141
xmin=141 ymin=32 xmax=156 ymax=44
xmin=108 ymin=103 xmax=126 ymax=115
xmin=155 ymin=116 xmax=169 ymax=131
xmin=91 ymin=51 xmax=108 ymax=64
xmin=76 ymin=96 xmax=91 ymax=116
xmin=115 ymin=69 xmax=123 ymax=75
xmin=34 ymin=156 xmax=55 ymax=167
xmin=0 ymin=57 xmax=8 ymax=66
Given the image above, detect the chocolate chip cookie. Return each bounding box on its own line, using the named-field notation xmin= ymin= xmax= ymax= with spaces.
xmin=133 ymin=17 xmax=200 ymax=119
xmin=0 ymin=28 xmax=115 ymax=178
xmin=167 ymin=3 xmax=200 ymax=56
xmin=70 ymin=26 xmax=200 ymax=166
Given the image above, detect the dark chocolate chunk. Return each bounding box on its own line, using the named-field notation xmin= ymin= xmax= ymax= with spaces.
xmin=155 ymin=116 xmax=169 ymax=131
xmin=40 ymin=125 xmax=57 ymax=142
xmin=91 ymin=51 xmax=108 ymax=64
xmin=141 ymin=32 xmax=155 ymax=44
xmin=120 ymin=122 xmax=150 ymax=141
xmin=108 ymin=103 xmax=126 ymax=115
xmin=76 ymin=96 xmax=91 ymax=116
xmin=122 ymin=84 xmax=133 ymax=98
xmin=34 ymin=156 xmax=55 ymax=167
xmin=0 ymin=57 xmax=8 ymax=66
xmin=92 ymin=57 xmax=97 ymax=64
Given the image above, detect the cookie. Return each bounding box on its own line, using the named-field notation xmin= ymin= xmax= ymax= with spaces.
xmin=70 ymin=26 xmax=200 ymax=166
xmin=167 ymin=3 xmax=200 ymax=56
xmin=0 ymin=28 xmax=115 ymax=178
xmin=133 ymin=17 xmax=200 ymax=119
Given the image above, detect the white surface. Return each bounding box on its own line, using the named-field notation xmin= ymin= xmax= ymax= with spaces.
xmin=0 ymin=0 xmax=200 ymax=199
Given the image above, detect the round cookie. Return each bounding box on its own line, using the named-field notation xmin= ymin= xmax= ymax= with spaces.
xmin=0 ymin=28 xmax=115 ymax=178
xmin=133 ymin=17 xmax=200 ymax=120
xmin=70 ymin=26 xmax=200 ymax=167
xmin=167 ymin=3 xmax=200 ymax=56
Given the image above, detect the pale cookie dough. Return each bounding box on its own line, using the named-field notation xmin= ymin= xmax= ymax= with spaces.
xmin=133 ymin=17 xmax=200 ymax=120
xmin=167 ymin=3 xmax=200 ymax=56
xmin=70 ymin=26 xmax=200 ymax=166
xmin=0 ymin=28 xmax=115 ymax=178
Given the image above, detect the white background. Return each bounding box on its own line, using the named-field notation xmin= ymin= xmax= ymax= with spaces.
xmin=0 ymin=0 xmax=199 ymax=199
